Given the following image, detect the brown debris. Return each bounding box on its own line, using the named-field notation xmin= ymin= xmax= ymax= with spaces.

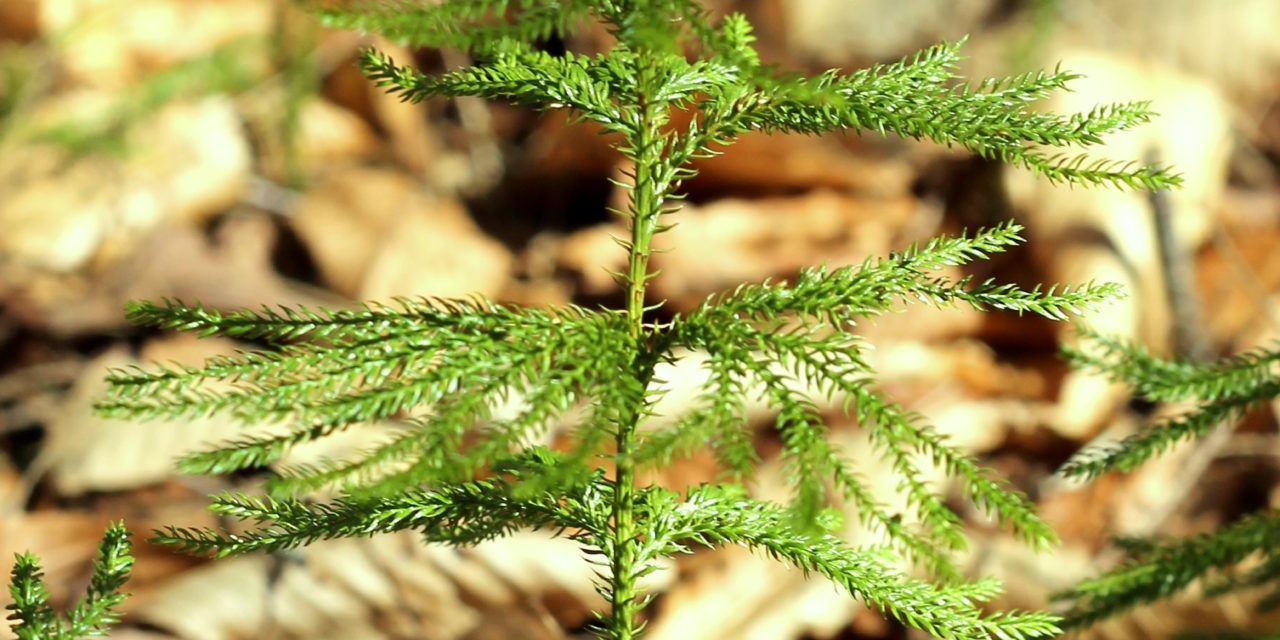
xmin=291 ymin=166 xmax=513 ymax=301
xmin=1 ymin=2 xmax=1279 ymax=639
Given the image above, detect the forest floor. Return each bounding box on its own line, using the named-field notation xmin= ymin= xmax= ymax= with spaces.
xmin=2 ymin=1 xmax=1280 ymax=638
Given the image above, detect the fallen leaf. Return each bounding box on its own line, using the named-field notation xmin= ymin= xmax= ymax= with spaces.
xmin=0 ymin=511 xmax=108 ymax=604
xmin=689 ymin=132 xmax=916 ymax=199
xmin=0 ymin=95 xmax=251 ymax=274
xmin=0 ymin=511 xmax=201 ymax=640
xmin=291 ymin=167 xmax=513 ymax=301
xmin=4 ymin=210 xmax=344 ymax=337
xmin=0 ymin=0 xmax=38 ymax=40
xmin=364 ymin=40 xmax=444 ymax=177
xmin=293 ymin=97 xmax=379 ymax=173
xmin=1053 ymin=0 xmax=1280 ymax=108
xmin=135 ymin=531 xmax=636 ymax=640
xmin=42 ymin=342 xmax=246 ymax=496
xmin=125 ymin=96 xmax=253 ymax=227
xmin=240 ymin=92 xmax=379 ymax=182
xmin=560 ymin=191 xmax=920 ymax=310
xmin=359 ymin=195 xmax=513 ymax=301
xmin=38 ymin=0 xmax=272 ymax=88
xmin=779 ymin=0 xmax=994 ymax=63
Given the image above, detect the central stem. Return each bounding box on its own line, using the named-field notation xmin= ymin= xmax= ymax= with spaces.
xmin=610 ymin=92 xmax=667 ymax=639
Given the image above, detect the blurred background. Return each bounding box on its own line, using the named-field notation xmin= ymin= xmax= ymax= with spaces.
xmin=1 ymin=1 xmax=1279 ymax=638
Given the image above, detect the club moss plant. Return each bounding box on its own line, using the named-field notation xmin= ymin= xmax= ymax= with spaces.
xmin=1054 ymin=330 xmax=1280 ymax=634
xmin=10 ymin=2 xmax=1183 ymax=638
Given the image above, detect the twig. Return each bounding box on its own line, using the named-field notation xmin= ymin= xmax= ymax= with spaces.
xmin=1138 ymin=151 xmax=1231 ymax=534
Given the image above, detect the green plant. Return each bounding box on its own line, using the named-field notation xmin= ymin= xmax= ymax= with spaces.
xmin=6 ymin=522 xmax=134 ymax=640
xmin=1054 ymin=329 xmax=1280 ymax=634
xmin=97 ymin=2 xmax=1179 ymax=638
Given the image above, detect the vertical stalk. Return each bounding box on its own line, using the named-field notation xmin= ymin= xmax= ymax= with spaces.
xmin=610 ymin=90 xmax=666 ymax=639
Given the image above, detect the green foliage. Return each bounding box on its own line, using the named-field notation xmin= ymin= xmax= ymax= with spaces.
xmin=660 ymin=221 xmax=1111 ymax=578
xmin=100 ymin=1 xmax=1179 ymax=638
xmin=1056 ymin=334 xmax=1280 ymax=633
xmin=6 ymin=523 xmax=134 ymax=640
xmin=1059 ymin=328 xmax=1280 ymax=480
xmin=1055 ymin=509 xmax=1280 ymax=629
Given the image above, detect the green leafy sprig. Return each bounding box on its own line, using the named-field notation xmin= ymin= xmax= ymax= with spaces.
xmin=1059 ymin=328 xmax=1280 ymax=480
xmin=1054 ymin=508 xmax=1280 ymax=629
xmin=6 ymin=523 xmax=134 ymax=640
xmin=1055 ymin=333 xmax=1280 ymax=634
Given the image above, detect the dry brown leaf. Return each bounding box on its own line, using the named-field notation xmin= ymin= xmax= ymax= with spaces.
xmin=124 ymin=97 xmax=254 ymax=227
xmin=0 ymin=359 xmax=84 ymax=494
xmin=0 ymin=499 xmax=212 ymax=640
xmin=0 ymin=0 xmax=38 ymax=40
xmin=38 ymin=0 xmax=272 ymax=87
xmin=917 ymin=340 xmax=1044 ymax=398
xmin=0 ymin=95 xmax=251 ymax=275
xmin=4 ymin=210 xmax=342 ymax=337
xmin=41 ymin=341 xmax=247 ymax=496
xmin=1053 ymin=1 xmax=1280 ymax=108
xmin=645 ymin=336 xmax=1057 ymax=639
xmin=134 ymin=531 xmax=639 ymax=640
xmin=359 ymin=195 xmax=512 ymax=301
xmin=1247 ymin=321 xmax=1280 ymax=434
xmin=364 ymin=40 xmax=443 ymax=177
xmin=560 ymin=191 xmax=920 ymax=310
xmin=134 ymin=556 xmax=273 ymax=640
xmin=478 ymin=529 xmax=674 ymax=626
xmin=290 ymin=166 xmax=410 ymax=296
xmin=0 ymin=456 xmax=19 ymax=514
xmin=648 ymin=447 xmax=861 ymax=639
xmin=109 ymin=630 xmax=180 ymax=640
xmin=0 ymin=511 xmax=200 ymax=640
xmin=647 ymin=428 xmax=901 ymax=640
xmin=0 ymin=511 xmax=109 ymax=602
xmin=638 ymin=341 xmax=1025 ymax=488
xmin=689 ymin=132 xmax=916 ymax=198
xmin=1005 ymin=49 xmax=1231 ymax=286
xmin=293 ymin=97 xmax=380 ymax=173
xmin=1199 ymin=196 xmax=1280 ymax=347
xmin=1042 ymin=243 xmax=1140 ymax=440
xmin=240 ymin=90 xmax=380 ymax=182
xmin=1040 ymin=471 xmax=1126 ymax=551
xmin=963 ymin=536 xmax=1097 ymax=617
xmin=0 ymin=141 xmax=122 ymax=274
xmin=729 ymin=579 xmax=860 ymax=640
xmin=649 ymin=192 xmax=918 ymax=310
xmin=779 ymin=0 xmax=994 ymax=63
xmin=291 ymin=167 xmax=513 ymax=300
xmin=555 ymin=225 xmax=621 ymax=298
xmin=646 ymin=546 xmax=814 ymax=640
xmin=1073 ymin=403 xmax=1203 ymax=539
